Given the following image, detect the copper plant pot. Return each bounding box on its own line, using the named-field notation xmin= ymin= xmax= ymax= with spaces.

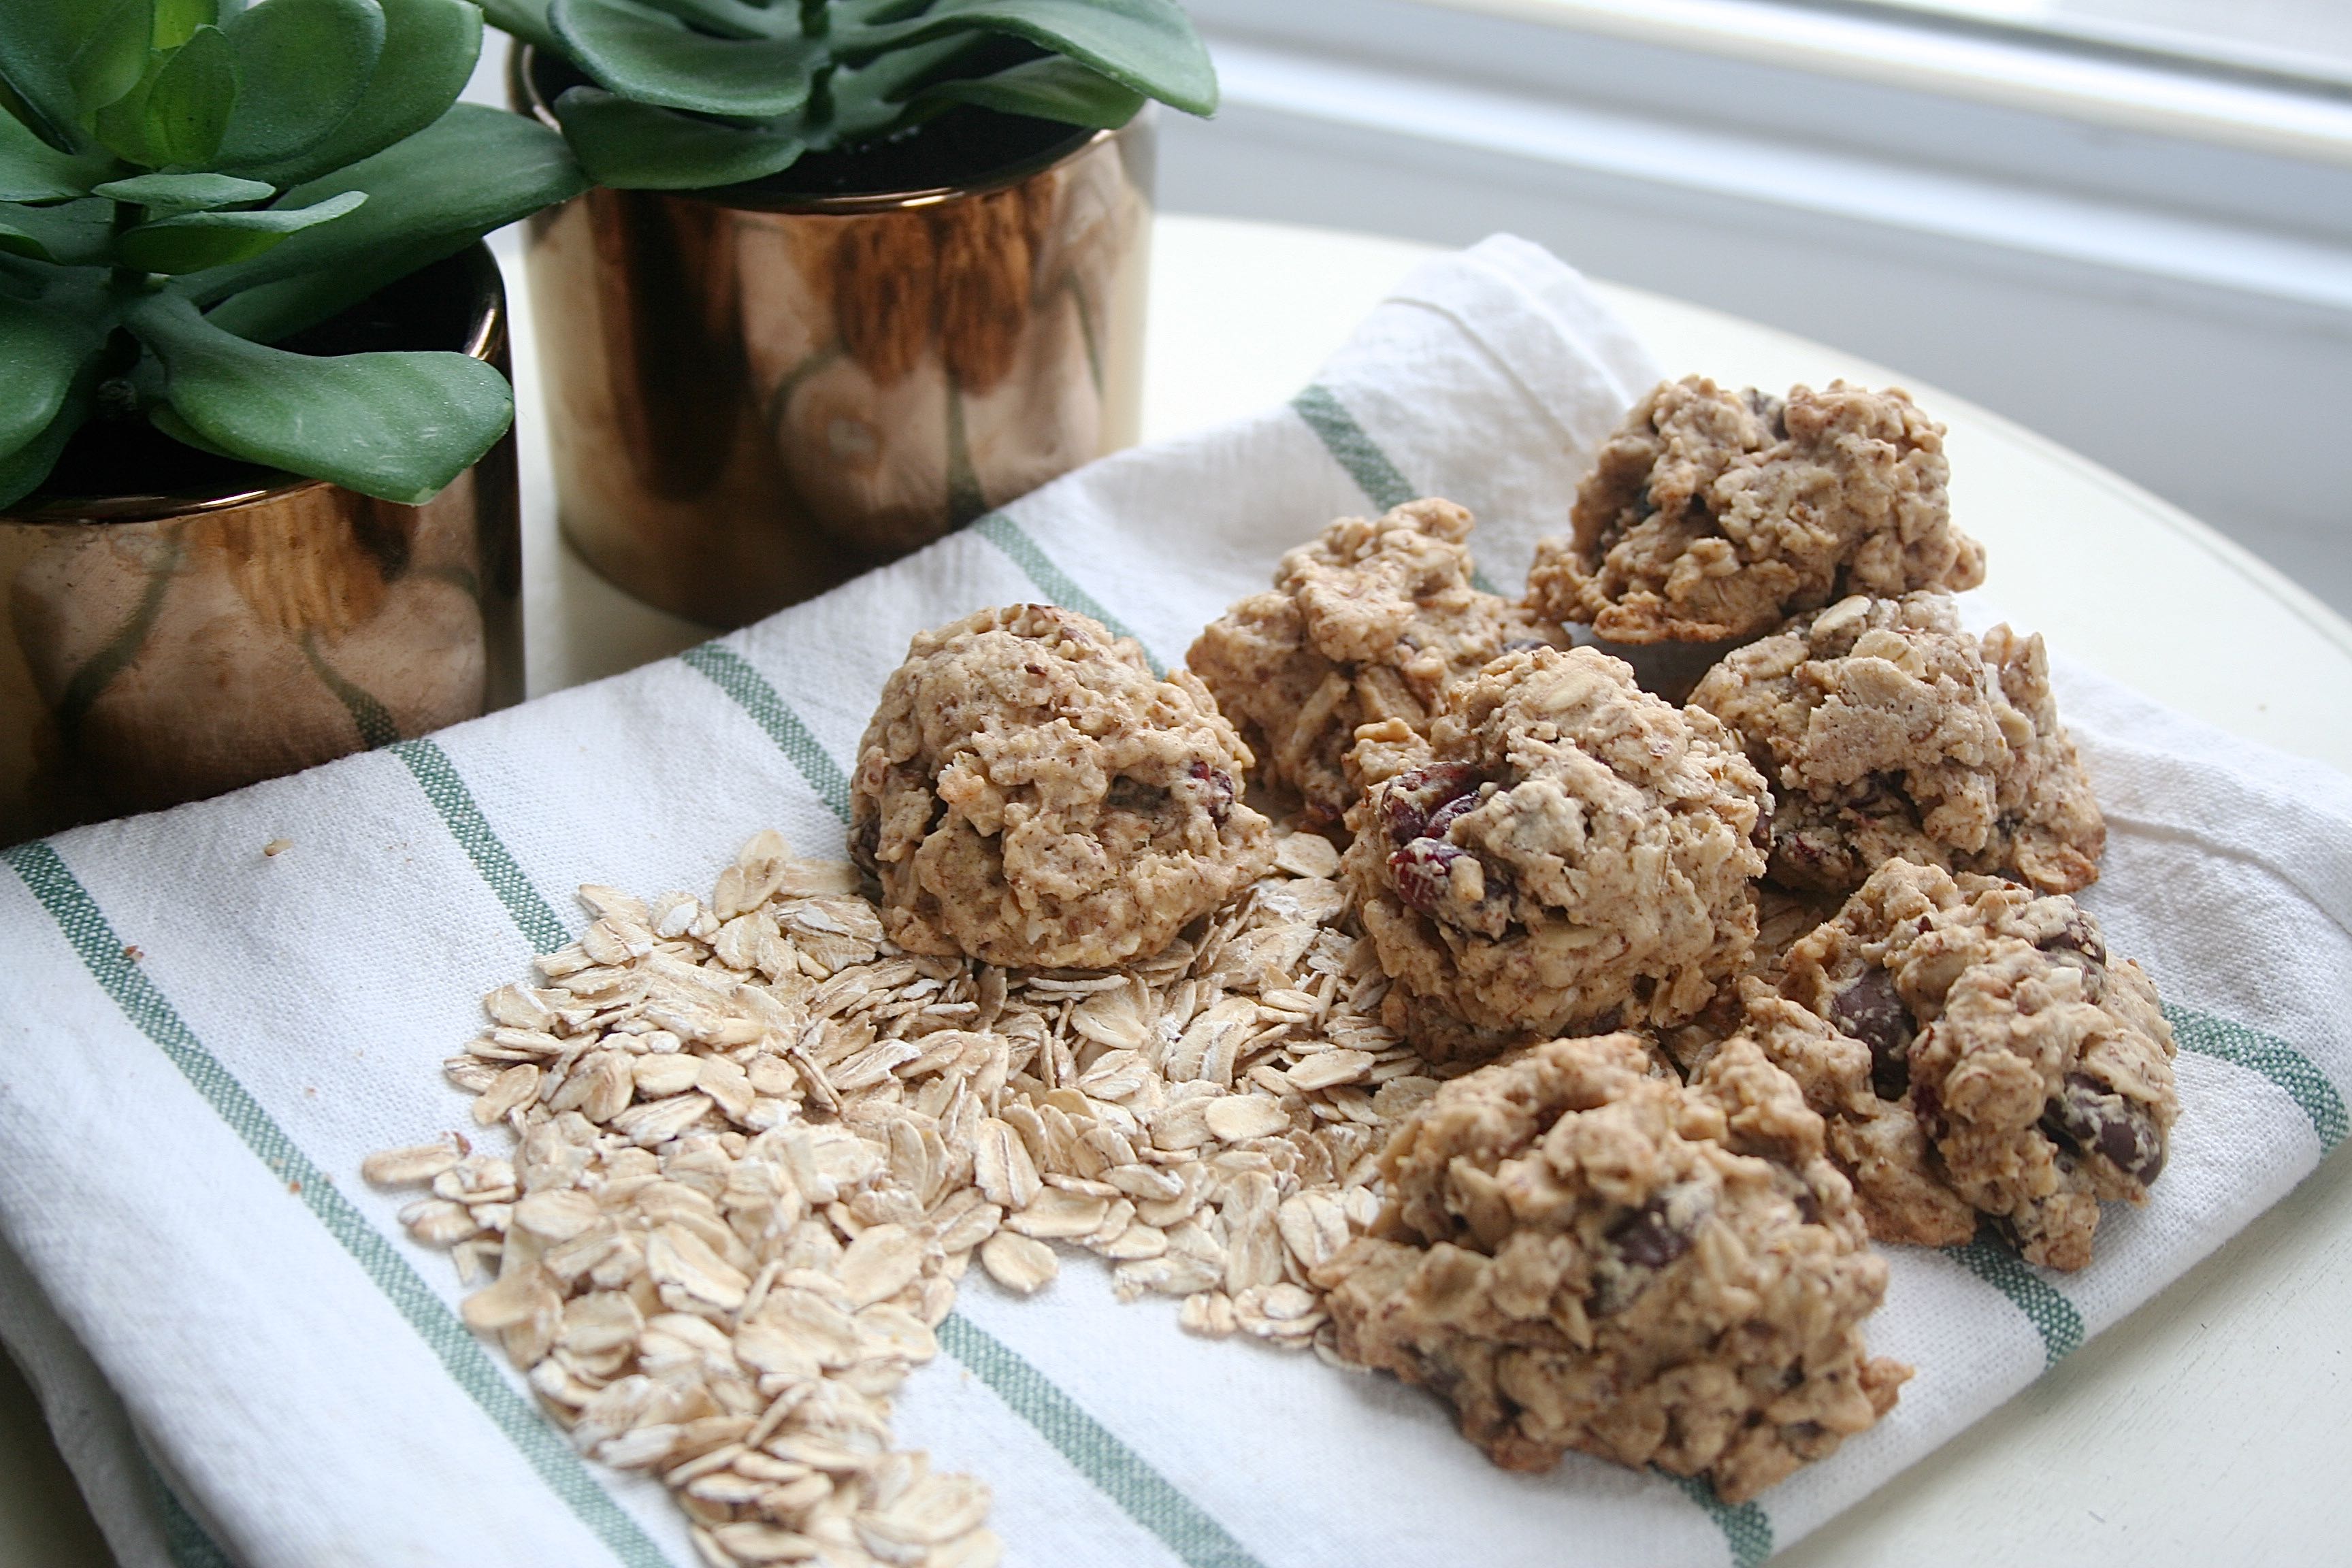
xmin=514 ymin=46 xmax=1154 ymax=628
xmin=0 ymin=244 xmax=523 ymax=845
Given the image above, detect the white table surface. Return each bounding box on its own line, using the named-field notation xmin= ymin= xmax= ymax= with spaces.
xmin=5 ymin=213 xmax=2349 ymax=1567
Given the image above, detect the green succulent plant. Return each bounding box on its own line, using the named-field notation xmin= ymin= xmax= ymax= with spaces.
xmin=486 ymin=0 xmax=1215 ymax=190
xmin=0 ymin=0 xmax=588 ymax=510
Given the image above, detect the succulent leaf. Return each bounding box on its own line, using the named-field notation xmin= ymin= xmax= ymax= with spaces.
xmin=213 ymin=0 xmax=386 ymax=174
xmin=116 ymin=187 xmax=365 ymax=272
xmin=0 ymin=0 xmax=156 ymax=152
xmin=227 ymin=0 xmax=480 ymax=188
xmin=131 ymin=287 xmax=513 ymax=504
xmin=551 ymin=85 xmax=805 ymax=189
xmin=92 ymin=171 xmax=275 ymax=214
xmin=0 ymin=198 xmax=114 ymax=265
xmin=843 ymin=0 xmax=1214 ymax=117
xmin=0 ymin=104 xmax=117 ymax=201
xmin=192 ymin=102 xmax=587 ymax=337
xmin=0 ymin=291 xmax=103 ymax=459
xmin=152 ymin=0 xmax=222 ymax=52
xmin=911 ymin=52 xmax=1141 ymax=127
xmin=553 ymin=0 xmax=818 ymax=118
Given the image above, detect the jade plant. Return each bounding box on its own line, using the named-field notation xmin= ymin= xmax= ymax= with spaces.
xmin=486 ymin=0 xmax=1215 ymax=189
xmin=0 ymin=0 xmax=587 ymax=509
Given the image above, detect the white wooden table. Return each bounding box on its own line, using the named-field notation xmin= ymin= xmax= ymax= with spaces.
xmin=5 ymin=213 xmax=2347 ymax=1568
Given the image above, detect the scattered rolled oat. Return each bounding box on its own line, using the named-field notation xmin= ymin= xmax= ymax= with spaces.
xmin=373 ymin=825 xmax=1475 ymax=1562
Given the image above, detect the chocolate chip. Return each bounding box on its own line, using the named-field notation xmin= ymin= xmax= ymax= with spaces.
xmin=1793 ymin=1186 xmax=1821 ymax=1226
xmin=1379 ymin=764 xmax=1480 ymax=845
xmin=1829 ymin=967 xmax=1913 ymax=1101
xmin=1607 ymin=1196 xmax=1692 ymax=1272
xmin=2038 ymin=906 xmax=2108 ymax=994
xmin=1185 ymin=761 xmax=1235 ymax=826
xmin=2041 ymin=1071 xmax=2166 ymax=1184
xmin=1388 ymin=838 xmax=1472 ymax=916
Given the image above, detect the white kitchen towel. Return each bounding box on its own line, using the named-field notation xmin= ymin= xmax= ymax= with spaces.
xmin=1 ymin=233 xmax=2347 ymax=1568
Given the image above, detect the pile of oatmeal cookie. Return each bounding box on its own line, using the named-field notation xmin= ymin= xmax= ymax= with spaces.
xmin=369 ymin=375 xmax=2178 ymax=1561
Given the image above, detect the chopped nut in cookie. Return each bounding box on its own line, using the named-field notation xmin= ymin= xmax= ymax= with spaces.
xmin=1316 ymin=1032 xmax=1910 ymax=1503
xmin=1527 ymin=377 xmax=1983 ymax=643
xmin=1343 ymin=647 xmax=1769 ymax=1059
xmin=1688 ymin=592 xmax=2104 ymax=894
xmin=1188 ymin=499 xmax=1564 ymax=826
xmin=1760 ymin=858 xmax=2178 ymax=1269
xmin=852 ymin=604 xmax=1273 ymax=969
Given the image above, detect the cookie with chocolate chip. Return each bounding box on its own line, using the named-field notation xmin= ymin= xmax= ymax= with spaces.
xmin=852 ymin=604 xmax=1273 ymax=969
xmin=1526 ymin=377 xmax=1983 ymax=644
xmin=1316 ymin=1032 xmax=1910 ymax=1503
xmin=1188 ymin=498 xmax=1564 ymax=826
xmin=1761 ymin=858 xmax=2176 ymax=1269
xmin=1689 ymin=592 xmax=2104 ymax=894
xmin=1342 ymin=646 xmax=1769 ymax=1059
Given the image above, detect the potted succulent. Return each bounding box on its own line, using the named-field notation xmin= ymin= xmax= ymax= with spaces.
xmin=491 ymin=0 xmax=1216 ymax=626
xmin=0 ymin=0 xmax=586 ymax=842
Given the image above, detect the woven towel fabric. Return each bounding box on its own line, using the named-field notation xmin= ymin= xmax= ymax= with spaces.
xmin=1 ymin=235 xmax=2347 ymax=1568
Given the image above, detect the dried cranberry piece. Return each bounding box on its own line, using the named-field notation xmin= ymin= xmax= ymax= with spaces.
xmin=1186 ymin=761 xmax=1236 ymax=826
xmin=1424 ymin=790 xmax=1482 ymax=840
xmin=1829 ymin=967 xmax=1914 ymax=1102
xmin=1388 ymin=838 xmax=1471 ymax=915
xmin=1379 ymin=764 xmax=1479 ymax=845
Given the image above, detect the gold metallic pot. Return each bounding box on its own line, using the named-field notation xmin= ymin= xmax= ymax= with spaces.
xmin=514 ymin=46 xmax=1153 ymax=628
xmin=0 ymin=244 xmax=523 ymax=844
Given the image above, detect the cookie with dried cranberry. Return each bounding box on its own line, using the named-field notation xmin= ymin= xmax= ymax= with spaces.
xmin=1341 ymin=646 xmax=1768 ymax=1059
xmin=1689 ymin=592 xmax=2104 ymax=894
xmin=851 ymin=604 xmax=1273 ymax=969
xmin=1316 ymin=1032 xmax=1910 ymax=1503
xmin=1765 ymin=858 xmax=2176 ymax=1269
xmin=1526 ymin=377 xmax=1982 ymax=643
xmin=1187 ymin=498 xmax=1563 ymax=826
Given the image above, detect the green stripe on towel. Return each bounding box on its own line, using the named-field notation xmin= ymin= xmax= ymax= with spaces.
xmin=939 ymin=1313 xmax=1267 ymax=1568
xmin=1290 ymin=385 xmax=1501 ymax=594
xmin=390 ymin=738 xmax=571 ymax=955
xmin=680 ymin=642 xmax=854 ymax=824
xmin=3 ymin=841 xmax=677 ymax=1568
xmin=1292 ymin=385 xmax=1415 ymax=512
xmin=1942 ymin=1228 xmax=2085 ymax=1369
xmin=971 ymin=512 xmax=1161 ymax=674
xmin=154 ymin=1472 xmax=237 ymax=1568
xmin=2168 ymin=1003 xmax=2346 ymax=1150
xmin=1664 ymin=1473 xmax=1773 ymax=1568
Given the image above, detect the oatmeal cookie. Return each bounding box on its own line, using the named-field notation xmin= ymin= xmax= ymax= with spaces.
xmin=1316 ymin=1032 xmax=1910 ymax=1503
xmin=1763 ymin=858 xmax=2176 ymax=1269
xmin=1188 ymin=499 xmax=1563 ymax=825
xmin=1342 ymin=647 xmax=1769 ymax=1059
xmin=1689 ymin=593 xmax=2103 ymax=894
xmin=1527 ymin=377 xmax=1984 ymax=643
xmin=851 ymin=604 xmax=1274 ymax=968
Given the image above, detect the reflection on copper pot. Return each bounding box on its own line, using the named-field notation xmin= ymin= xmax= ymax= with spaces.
xmin=0 ymin=244 xmax=523 ymax=844
xmin=518 ymin=54 xmax=1153 ymax=628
